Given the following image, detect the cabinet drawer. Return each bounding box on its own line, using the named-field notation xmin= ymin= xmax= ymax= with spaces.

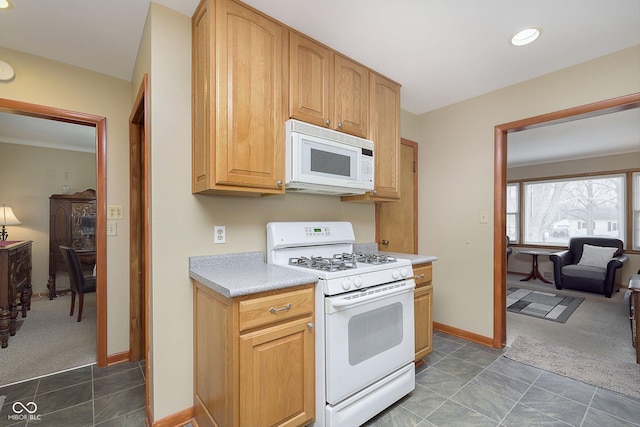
xmin=239 ymin=287 xmax=314 ymax=332
xmin=413 ymin=264 xmax=432 ymax=287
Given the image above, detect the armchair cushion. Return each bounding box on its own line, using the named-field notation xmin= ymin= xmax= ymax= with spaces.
xmin=577 ymin=244 xmax=618 ymax=268
xmin=562 ymin=264 xmax=606 ymax=281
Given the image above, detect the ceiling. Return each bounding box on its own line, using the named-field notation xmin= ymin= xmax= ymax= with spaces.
xmin=0 ymin=0 xmax=639 ymax=164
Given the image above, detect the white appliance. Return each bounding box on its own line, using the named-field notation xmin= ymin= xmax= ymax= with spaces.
xmin=267 ymin=221 xmax=415 ymax=427
xmin=285 ymin=119 xmax=375 ymax=195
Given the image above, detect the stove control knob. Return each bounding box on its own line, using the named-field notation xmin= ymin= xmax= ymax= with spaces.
xmin=354 ymin=276 xmax=363 ymax=288
xmin=342 ymin=278 xmax=351 ymax=290
xmin=400 ymin=268 xmax=409 ymax=278
xmin=392 ymin=270 xmax=400 ymax=280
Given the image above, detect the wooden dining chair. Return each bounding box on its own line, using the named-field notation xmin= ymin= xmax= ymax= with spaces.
xmin=59 ymin=246 xmax=97 ymax=322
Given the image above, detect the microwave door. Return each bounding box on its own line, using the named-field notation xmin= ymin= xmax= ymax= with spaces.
xmin=298 ymin=137 xmax=359 ymax=186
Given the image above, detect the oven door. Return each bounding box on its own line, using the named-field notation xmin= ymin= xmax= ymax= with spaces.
xmin=324 ymin=280 xmax=415 ymax=405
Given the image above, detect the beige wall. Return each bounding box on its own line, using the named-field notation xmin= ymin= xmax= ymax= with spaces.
xmin=0 ymin=45 xmax=133 ymax=354
xmin=0 ymin=142 xmax=96 ymax=294
xmin=507 ymin=153 xmax=640 ymax=280
xmin=413 ymin=45 xmax=640 ymax=339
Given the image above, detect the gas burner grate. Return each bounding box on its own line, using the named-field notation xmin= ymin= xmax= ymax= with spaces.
xmin=289 ymin=256 xmax=357 ymax=272
xmin=351 ymin=253 xmax=397 ymax=265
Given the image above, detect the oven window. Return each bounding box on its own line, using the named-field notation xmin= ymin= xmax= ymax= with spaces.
xmin=348 ymin=302 xmax=403 ymax=365
xmin=310 ymin=148 xmax=351 ymax=177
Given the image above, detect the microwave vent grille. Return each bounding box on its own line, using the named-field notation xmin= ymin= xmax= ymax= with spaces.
xmin=286 ymin=119 xmax=373 ymax=150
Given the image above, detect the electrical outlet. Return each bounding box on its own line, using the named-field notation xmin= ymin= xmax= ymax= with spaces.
xmin=214 ymin=226 xmax=226 ymax=244
xmin=107 ymin=205 xmax=124 ymax=219
xmin=107 ymin=221 xmax=117 ymax=236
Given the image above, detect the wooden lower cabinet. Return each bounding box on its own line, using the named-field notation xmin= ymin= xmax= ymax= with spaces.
xmin=194 ymin=282 xmax=315 ymax=427
xmin=413 ymin=263 xmax=433 ymax=363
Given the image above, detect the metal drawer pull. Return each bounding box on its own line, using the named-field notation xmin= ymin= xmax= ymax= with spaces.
xmin=269 ymin=303 xmax=291 ymax=314
xmin=415 ymin=274 xmax=425 ymax=279
xmin=308 ymin=323 xmax=314 ymax=330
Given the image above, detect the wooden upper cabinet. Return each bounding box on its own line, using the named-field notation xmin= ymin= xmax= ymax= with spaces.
xmin=289 ymin=32 xmax=333 ymax=128
xmin=342 ymin=72 xmax=401 ymax=202
xmin=369 ymin=72 xmax=400 ymax=199
xmin=192 ymin=0 xmax=287 ymax=195
xmin=289 ymin=33 xmax=369 ymax=138
xmin=333 ymin=54 xmax=369 ymax=138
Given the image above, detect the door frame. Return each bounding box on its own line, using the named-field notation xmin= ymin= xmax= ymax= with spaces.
xmin=0 ymin=97 xmax=108 ymax=366
xmin=492 ymin=92 xmax=640 ymax=348
xmin=128 ymin=75 xmax=150 ymax=411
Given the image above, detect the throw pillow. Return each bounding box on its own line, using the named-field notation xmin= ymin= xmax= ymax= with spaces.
xmin=577 ymin=244 xmax=617 ymax=268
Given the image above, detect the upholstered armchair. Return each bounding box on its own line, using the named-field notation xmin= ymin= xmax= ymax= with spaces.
xmin=550 ymin=237 xmax=627 ymax=298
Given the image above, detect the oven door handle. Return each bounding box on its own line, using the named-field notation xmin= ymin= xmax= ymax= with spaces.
xmin=328 ymin=280 xmax=415 ymax=311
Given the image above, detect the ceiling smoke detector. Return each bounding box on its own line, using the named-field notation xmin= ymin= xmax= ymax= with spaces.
xmin=510 ymin=27 xmax=542 ymax=46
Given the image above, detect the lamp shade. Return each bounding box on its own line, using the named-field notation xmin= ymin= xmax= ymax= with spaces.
xmin=1 ymin=205 xmax=21 ymax=226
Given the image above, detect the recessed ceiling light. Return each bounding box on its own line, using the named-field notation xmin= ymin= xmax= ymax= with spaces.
xmin=0 ymin=0 xmax=9 ymax=9
xmin=510 ymin=27 xmax=542 ymax=46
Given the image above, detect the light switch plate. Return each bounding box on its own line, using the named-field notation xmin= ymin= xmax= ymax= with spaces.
xmin=107 ymin=205 xmax=124 ymax=219
xmin=107 ymin=221 xmax=117 ymax=236
xmin=480 ymin=210 xmax=489 ymax=224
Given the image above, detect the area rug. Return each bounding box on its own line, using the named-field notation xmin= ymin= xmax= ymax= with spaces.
xmin=0 ymin=293 xmax=96 ymax=387
xmin=507 ymin=286 xmax=584 ymax=323
xmin=505 ymin=336 xmax=640 ymax=399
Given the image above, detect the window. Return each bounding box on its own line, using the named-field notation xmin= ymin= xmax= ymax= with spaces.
xmin=522 ymin=175 xmax=625 ymax=246
xmin=506 ymin=183 xmax=519 ymax=243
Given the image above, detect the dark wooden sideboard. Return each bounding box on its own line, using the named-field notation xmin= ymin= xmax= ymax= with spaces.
xmin=48 ymin=189 xmax=96 ymax=299
xmin=0 ymin=240 xmax=32 ymax=348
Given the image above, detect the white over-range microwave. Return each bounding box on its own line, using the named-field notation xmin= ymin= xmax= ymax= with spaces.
xmin=285 ymin=119 xmax=374 ymax=195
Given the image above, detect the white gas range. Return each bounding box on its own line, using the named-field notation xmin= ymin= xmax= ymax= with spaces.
xmin=267 ymin=221 xmax=416 ymax=427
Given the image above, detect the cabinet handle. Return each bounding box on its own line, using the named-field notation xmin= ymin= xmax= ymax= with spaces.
xmin=277 ymin=180 xmax=283 ymax=187
xmin=308 ymin=322 xmax=314 ymax=330
xmin=325 ymin=118 xmax=331 ymax=126
xmin=381 ymin=240 xmax=389 ymax=246
xmin=415 ymin=274 xmax=425 ymax=279
xmin=269 ymin=303 xmax=291 ymax=314
xmin=338 ymin=122 xmax=343 ymax=129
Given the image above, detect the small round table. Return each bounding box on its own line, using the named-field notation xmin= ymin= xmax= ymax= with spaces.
xmin=519 ymin=249 xmax=553 ymax=284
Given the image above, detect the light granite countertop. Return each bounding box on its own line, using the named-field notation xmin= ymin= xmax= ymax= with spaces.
xmin=190 ymin=247 xmax=436 ymax=298
xmin=189 ymin=252 xmax=318 ymax=298
xmin=354 ymin=243 xmax=438 ymax=265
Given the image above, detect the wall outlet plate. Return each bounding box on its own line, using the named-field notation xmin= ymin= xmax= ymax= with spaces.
xmin=214 ymin=226 xmax=226 ymax=244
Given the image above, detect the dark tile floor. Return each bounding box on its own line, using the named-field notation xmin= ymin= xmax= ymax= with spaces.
xmin=0 ymin=361 xmax=146 ymax=426
xmin=3 ymin=332 xmax=640 ymax=426
xmin=363 ymin=331 xmax=640 ymax=427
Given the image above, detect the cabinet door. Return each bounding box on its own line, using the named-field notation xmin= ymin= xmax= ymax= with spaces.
xmin=289 ymin=32 xmax=333 ymax=128
xmin=239 ymin=316 xmax=314 ymax=427
xmin=414 ymin=284 xmax=433 ymax=362
xmin=214 ymin=0 xmax=287 ymax=193
xmin=334 ymin=54 xmax=369 ymax=138
xmin=192 ymin=0 xmax=212 ymax=193
xmin=370 ymin=73 xmax=401 ymax=199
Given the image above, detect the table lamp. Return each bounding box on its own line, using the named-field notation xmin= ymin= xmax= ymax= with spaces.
xmin=1 ymin=205 xmax=21 ymax=241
